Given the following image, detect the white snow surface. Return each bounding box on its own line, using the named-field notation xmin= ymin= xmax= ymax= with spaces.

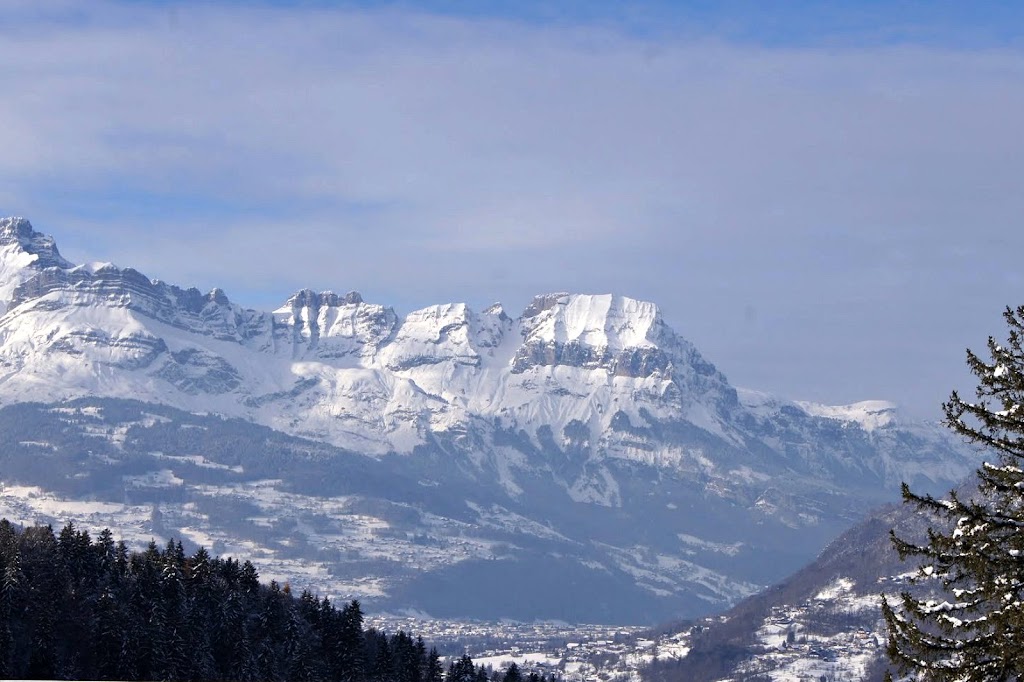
xmin=471 ymin=652 xmax=563 ymax=669
xmin=520 ymin=293 xmax=662 ymax=350
xmin=0 ymin=241 xmax=38 ymax=313
xmin=739 ymin=389 xmax=899 ymax=433
xmin=796 ymin=399 xmax=899 ymax=432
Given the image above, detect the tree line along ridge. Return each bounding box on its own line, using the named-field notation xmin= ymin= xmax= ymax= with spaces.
xmin=0 ymin=519 xmax=556 ymax=682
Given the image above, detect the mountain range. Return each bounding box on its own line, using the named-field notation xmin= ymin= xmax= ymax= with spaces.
xmin=0 ymin=216 xmax=979 ymax=623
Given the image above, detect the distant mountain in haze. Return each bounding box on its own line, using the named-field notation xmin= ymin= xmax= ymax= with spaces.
xmin=0 ymin=216 xmax=979 ymax=623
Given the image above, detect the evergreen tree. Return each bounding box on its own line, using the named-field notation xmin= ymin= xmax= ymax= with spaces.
xmin=413 ymin=636 xmax=429 ymax=682
xmin=0 ymin=520 xmax=446 ymax=681
xmin=217 ymin=583 xmax=249 ymax=679
xmin=884 ymin=305 xmax=1024 ymax=680
xmin=96 ymin=586 xmax=126 ymax=678
xmin=284 ymin=602 xmax=322 ymax=682
xmin=254 ymin=580 xmax=288 ymax=681
xmin=184 ymin=547 xmax=216 ymax=681
xmin=152 ymin=541 xmax=188 ymax=681
xmin=337 ymin=599 xmax=367 ymax=682
xmin=424 ymin=646 xmax=444 ymax=682
xmin=369 ymin=630 xmax=394 ymax=682
xmin=240 ymin=560 xmax=260 ymax=594
xmin=95 ymin=527 xmax=117 ymax=573
xmin=502 ymin=662 xmax=522 ymax=682
xmin=22 ymin=525 xmax=64 ymax=679
xmin=447 ymin=654 xmax=477 ymax=682
xmin=392 ymin=630 xmax=422 ymax=682
xmin=0 ymin=520 xmax=20 ymax=678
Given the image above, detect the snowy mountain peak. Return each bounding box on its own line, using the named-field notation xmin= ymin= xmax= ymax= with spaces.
xmin=73 ymin=261 xmax=117 ymax=274
xmin=208 ymin=287 xmax=230 ymax=306
xmin=739 ymin=390 xmax=902 ymax=432
xmin=0 ymin=217 xmax=71 ymax=269
xmin=0 ymin=216 xmax=32 ymax=240
xmin=280 ymin=288 xmax=365 ymax=310
xmin=273 ymin=288 xmax=398 ymax=361
xmin=520 ymin=293 xmax=663 ymax=350
xmin=521 ymin=292 xmax=570 ymax=318
xmin=0 ymin=217 xmax=74 ymax=313
xmin=509 ymin=292 xmax=710 ymax=383
xmin=482 ymin=302 xmax=509 ymax=321
xmin=796 ymin=399 xmax=900 ymax=432
xmin=380 ymin=302 xmax=483 ymax=371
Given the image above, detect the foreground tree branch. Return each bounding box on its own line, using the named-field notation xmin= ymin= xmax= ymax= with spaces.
xmin=884 ymin=305 xmax=1024 ymax=681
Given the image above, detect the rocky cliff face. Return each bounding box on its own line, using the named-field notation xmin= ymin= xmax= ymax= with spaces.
xmin=513 ymin=292 xmax=699 ymax=380
xmin=0 ymin=218 xmax=982 ymax=623
xmin=0 ymin=216 xmax=73 ymax=312
xmin=273 ymin=288 xmax=398 ymax=361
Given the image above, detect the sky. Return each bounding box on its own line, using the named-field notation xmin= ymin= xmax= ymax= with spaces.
xmin=1 ymin=0 xmax=1023 ymax=420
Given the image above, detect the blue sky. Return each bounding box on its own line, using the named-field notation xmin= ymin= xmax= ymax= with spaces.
xmin=168 ymin=0 xmax=1024 ymax=48
xmin=2 ymin=0 xmax=1023 ymax=418
xmin=118 ymin=0 xmax=1024 ymax=46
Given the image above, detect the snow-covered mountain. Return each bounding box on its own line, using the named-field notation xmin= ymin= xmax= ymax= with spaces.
xmin=0 ymin=217 xmax=733 ymax=461
xmin=0 ymin=217 xmax=980 ymax=623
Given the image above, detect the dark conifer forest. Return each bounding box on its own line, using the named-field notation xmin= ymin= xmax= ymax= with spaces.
xmin=0 ymin=519 xmax=550 ymax=682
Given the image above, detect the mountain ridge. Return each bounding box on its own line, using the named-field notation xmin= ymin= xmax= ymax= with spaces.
xmin=0 ymin=217 xmax=927 ymax=461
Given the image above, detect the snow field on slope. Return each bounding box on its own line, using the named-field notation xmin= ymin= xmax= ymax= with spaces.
xmin=592 ymin=542 xmax=760 ymax=604
xmin=795 ymin=400 xmax=898 ymax=432
xmin=524 ymin=294 xmax=660 ymax=350
xmin=0 ymin=241 xmax=42 ymax=314
xmin=737 ymin=578 xmax=888 ymax=682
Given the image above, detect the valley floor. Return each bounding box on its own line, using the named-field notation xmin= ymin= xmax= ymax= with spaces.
xmin=381 ymin=577 xmax=895 ymax=682
xmin=365 ymin=615 xmax=691 ymax=682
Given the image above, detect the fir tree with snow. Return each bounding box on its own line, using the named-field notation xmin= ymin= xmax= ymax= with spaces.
xmin=883 ymin=305 xmax=1024 ymax=680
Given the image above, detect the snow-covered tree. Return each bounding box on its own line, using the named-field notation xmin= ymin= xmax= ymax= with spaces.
xmin=883 ymin=305 xmax=1024 ymax=680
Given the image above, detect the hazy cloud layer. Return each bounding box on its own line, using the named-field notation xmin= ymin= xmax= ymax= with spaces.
xmin=2 ymin=3 xmax=1023 ymax=417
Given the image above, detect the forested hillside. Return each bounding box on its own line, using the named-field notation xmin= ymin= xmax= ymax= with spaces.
xmin=0 ymin=519 xmax=545 ymax=682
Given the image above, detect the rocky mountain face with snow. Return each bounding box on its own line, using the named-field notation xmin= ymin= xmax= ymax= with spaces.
xmin=0 ymin=217 xmax=980 ymax=623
